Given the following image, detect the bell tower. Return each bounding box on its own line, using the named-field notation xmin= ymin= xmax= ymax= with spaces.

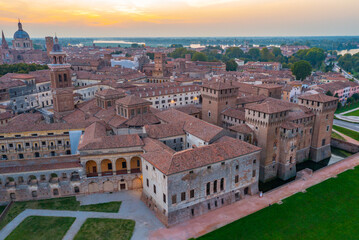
xmin=48 ymin=36 xmax=74 ymax=122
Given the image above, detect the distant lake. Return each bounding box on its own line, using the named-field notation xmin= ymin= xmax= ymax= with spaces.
xmin=338 ymin=49 xmax=359 ymax=55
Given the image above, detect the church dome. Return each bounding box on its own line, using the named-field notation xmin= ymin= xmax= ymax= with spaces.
xmin=13 ymin=20 xmax=30 ymax=40
xmin=14 ymin=30 xmax=30 ymax=39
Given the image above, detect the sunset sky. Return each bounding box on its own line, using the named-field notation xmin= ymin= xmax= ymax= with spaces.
xmin=0 ymin=0 xmax=358 ymax=37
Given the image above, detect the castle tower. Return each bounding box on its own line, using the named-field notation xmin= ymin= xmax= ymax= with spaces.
xmin=298 ymin=94 xmax=338 ymax=162
xmin=45 ymin=36 xmax=54 ymax=56
xmin=48 ymin=36 xmax=74 ymax=122
xmin=12 ymin=19 xmax=33 ymax=50
xmin=152 ymin=53 xmax=166 ymax=77
xmin=244 ymin=101 xmax=291 ymax=182
xmin=201 ymin=80 xmax=238 ymax=126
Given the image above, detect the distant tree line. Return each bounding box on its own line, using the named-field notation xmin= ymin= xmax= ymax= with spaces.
xmin=0 ymin=63 xmax=49 ymax=77
xmin=338 ymin=53 xmax=359 ymax=78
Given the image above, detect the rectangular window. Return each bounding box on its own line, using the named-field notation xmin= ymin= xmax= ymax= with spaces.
xmin=213 ymin=180 xmax=217 ymax=193
xmin=220 ymin=178 xmax=224 ymax=191
xmin=153 ymin=184 xmax=156 ymax=194
xmin=146 ymin=178 xmax=149 ymax=187
xmin=172 ymin=195 xmax=177 ymax=204
xmin=190 ymin=189 xmax=194 ymax=198
xmin=163 ymin=194 xmax=166 ymax=203
xmin=206 ymin=182 xmax=210 ymax=196
xmin=181 ymin=192 xmax=186 ymax=201
xmin=235 ymin=175 xmax=239 ymax=183
xmin=252 ymin=170 xmax=256 ymax=178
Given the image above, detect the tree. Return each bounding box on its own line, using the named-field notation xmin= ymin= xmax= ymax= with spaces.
xmin=226 ymin=59 xmax=238 ymax=71
xmin=170 ymin=44 xmax=183 ymax=48
xmin=247 ymin=48 xmax=260 ymax=61
xmin=146 ymin=52 xmax=154 ymax=60
xmin=305 ymin=47 xmax=325 ymax=68
xmin=326 ymin=91 xmax=333 ymax=96
xmin=352 ymin=93 xmax=359 ymax=101
xmin=225 ymin=47 xmax=244 ymax=59
xmin=168 ymin=47 xmax=194 ymax=59
xmin=272 ymin=47 xmax=282 ymax=57
xmin=192 ymin=52 xmax=208 ymax=62
xmin=291 ymin=60 xmax=312 ymax=81
xmin=260 ymin=48 xmax=274 ymax=62
xmin=347 ymin=97 xmax=354 ymax=104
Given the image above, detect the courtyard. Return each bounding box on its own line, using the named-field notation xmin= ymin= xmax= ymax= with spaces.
xmin=0 ymin=190 xmax=164 ymax=240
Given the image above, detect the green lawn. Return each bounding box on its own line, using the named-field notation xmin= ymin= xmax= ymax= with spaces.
xmin=5 ymin=216 xmax=75 ymax=240
xmin=74 ymin=218 xmax=135 ymax=240
xmin=0 ymin=197 xmax=121 ymax=230
xmin=333 ymin=125 xmax=359 ymax=141
xmin=336 ymin=101 xmax=359 ymax=114
xmin=198 ymin=166 xmax=359 ymax=240
xmin=331 ymin=131 xmax=346 ymax=141
xmin=344 ymin=109 xmax=359 ymax=117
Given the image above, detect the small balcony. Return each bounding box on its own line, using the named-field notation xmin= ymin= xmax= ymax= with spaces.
xmin=86 ymin=172 xmax=98 ymax=178
xmin=130 ymin=168 xmax=141 ymax=174
xmin=101 ymin=171 xmax=113 ymax=176
xmin=116 ymin=170 xmax=127 ymax=175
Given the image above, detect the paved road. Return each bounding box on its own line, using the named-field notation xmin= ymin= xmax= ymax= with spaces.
xmin=334 ymin=119 xmax=359 ymax=131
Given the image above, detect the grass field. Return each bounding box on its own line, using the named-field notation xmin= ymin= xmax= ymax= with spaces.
xmin=336 ymin=102 xmax=359 ymax=114
xmin=344 ymin=109 xmax=359 ymax=117
xmin=331 ymin=131 xmax=346 ymax=141
xmin=0 ymin=197 xmax=121 ymax=230
xmin=333 ymin=125 xmax=359 ymax=141
xmin=5 ymin=216 xmax=75 ymax=240
xmin=198 ymin=166 xmax=359 ymax=240
xmin=74 ymin=218 xmax=135 ymax=240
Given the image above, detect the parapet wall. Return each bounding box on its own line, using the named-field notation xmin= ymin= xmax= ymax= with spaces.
xmin=331 ymin=138 xmax=359 ymax=154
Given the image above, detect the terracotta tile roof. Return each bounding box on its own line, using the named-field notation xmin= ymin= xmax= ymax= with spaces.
xmin=298 ymin=93 xmax=338 ymax=103
xmin=125 ymin=113 xmax=161 ymax=127
xmin=78 ymin=134 xmax=144 ymax=151
xmin=202 ymin=80 xmax=237 ymax=90
xmin=95 ymin=88 xmax=125 ymax=98
xmin=229 ymin=124 xmax=253 ymax=134
xmin=115 ymin=95 xmax=151 ymax=106
xmin=236 ymin=94 xmax=266 ymax=106
xmin=142 ymin=138 xmax=176 ymax=174
xmin=174 ymin=104 xmax=201 ymax=115
xmin=0 ymin=156 xmax=81 ymax=174
xmin=144 ymin=122 xmax=185 ymax=139
xmin=155 ymin=108 xmax=225 ymax=142
xmin=246 ymin=98 xmax=292 ymax=114
xmin=0 ymin=111 xmax=13 ymax=120
xmin=142 ymin=136 xmax=260 ymax=175
xmin=222 ymin=107 xmax=245 ymax=120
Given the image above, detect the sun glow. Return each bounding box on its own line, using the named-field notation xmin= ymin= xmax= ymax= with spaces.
xmin=0 ymin=0 xmax=358 ymax=37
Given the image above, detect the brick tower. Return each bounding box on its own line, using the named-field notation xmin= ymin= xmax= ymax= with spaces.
xmin=48 ymin=36 xmax=74 ymax=122
xmin=298 ymin=94 xmax=338 ymax=162
xmin=45 ymin=36 xmax=54 ymax=56
xmin=201 ymin=80 xmax=238 ymax=126
xmin=152 ymin=53 xmax=166 ymax=77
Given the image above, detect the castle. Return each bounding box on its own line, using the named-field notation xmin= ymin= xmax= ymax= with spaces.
xmin=0 ymin=37 xmax=339 ymax=227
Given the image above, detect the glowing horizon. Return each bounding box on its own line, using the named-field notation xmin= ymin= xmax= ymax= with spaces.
xmin=1 ymin=0 xmax=358 ymax=38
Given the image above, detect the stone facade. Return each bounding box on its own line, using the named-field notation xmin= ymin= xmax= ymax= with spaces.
xmin=142 ymin=146 xmax=260 ymax=226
